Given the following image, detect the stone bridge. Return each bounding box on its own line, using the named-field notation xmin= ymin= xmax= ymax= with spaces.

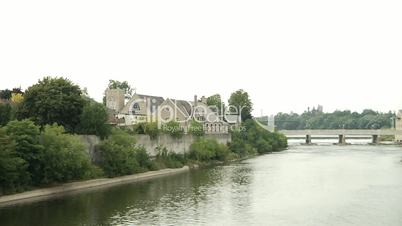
xmin=279 ymin=129 xmax=402 ymax=144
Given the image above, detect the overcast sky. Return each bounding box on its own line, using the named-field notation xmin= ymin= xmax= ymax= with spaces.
xmin=1 ymin=0 xmax=401 ymax=115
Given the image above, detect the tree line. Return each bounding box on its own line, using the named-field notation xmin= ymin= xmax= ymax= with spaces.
xmin=0 ymin=77 xmax=287 ymax=195
xmin=275 ymin=108 xmax=395 ymax=130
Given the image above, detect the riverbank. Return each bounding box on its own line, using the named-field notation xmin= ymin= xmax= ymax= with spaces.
xmin=0 ymin=166 xmax=191 ymax=207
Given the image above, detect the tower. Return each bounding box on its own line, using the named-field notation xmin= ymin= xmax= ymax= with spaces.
xmin=105 ymin=88 xmax=125 ymax=112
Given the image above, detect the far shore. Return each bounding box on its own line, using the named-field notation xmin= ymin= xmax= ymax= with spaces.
xmin=0 ymin=166 xmax=191 ymax=207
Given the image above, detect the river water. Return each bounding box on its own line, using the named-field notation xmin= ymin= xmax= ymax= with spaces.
xmin=1 ymin=143 xmax=402 ymax=226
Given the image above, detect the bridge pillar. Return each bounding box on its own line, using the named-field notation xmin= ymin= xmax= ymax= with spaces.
xmin=338 ymin=134 xmax=346 ymax=144
xmin=306 ymin=135 xmax=312 ymax=144
xmin=372 ymin=135 xmax=379 ymax=144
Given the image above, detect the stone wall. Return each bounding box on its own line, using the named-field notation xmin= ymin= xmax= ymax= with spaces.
xmin=79 ymin=134 xmax=232 ymax=160
xmin=79 ymin=135 xmax=101 ymax=162
xmin=135 ymin=134 xmax=232 ymax=156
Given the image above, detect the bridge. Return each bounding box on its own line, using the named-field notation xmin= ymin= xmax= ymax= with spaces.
xmin=279 ymin=129 xmax=402 ymax=144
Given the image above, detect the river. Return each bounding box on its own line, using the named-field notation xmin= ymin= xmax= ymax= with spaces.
xmin=1 ymin=144 xmax=402 ymax=226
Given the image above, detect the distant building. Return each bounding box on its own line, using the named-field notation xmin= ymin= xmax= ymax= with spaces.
xmin=105 ymin=89 xmax=229 ymax=134
xmin=317 ymin=105 xmax=323 ymax=113
xmin=396 ymin=110 xmax=402 ymax=142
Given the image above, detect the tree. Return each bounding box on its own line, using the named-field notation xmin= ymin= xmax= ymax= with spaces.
xmin=17 ymin=77 xmax=85 ymax=132
xmin=0 ymin=89 xmax=12 ymax=100
xmin=76 ymin=101 xmax=111 ymax=139
xmin=40 ymin=124 xmax=96 ymax=183
xmin=0 ymin=128 xmax=29 ymax=194
xmin=11 ymin=93 xmax=23 ymax=104
xmin=97 ymin=128 xmax=145 ymax=177
xmin=228 ymin=89 xmax=253 ymax=122
xmin=108 ymin=80 xmax=133 ymax=99
xmin=0 ymin=104 xmax=12 ymax=126
xmin=5 ymin=120 xmax=44 ymax=185
xmin=274 ymin=108 xmax=395 ymax=130
xmin=206 ymin=94 xmax=225 ymax=115
xmin=189 ymin=138 xmax=230 ymax=161
xmin=229 ymin=119 xmax=287 ymax=156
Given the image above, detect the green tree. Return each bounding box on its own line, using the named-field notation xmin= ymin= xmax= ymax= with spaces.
xmin=0 ymin=104 xmax=12 ymax=126
xmin=17 ymin=77 xmax=85 ymax=132
xmin=228 ymin=89 xmax=253 ymax=122
xmin=274 ymin=108 xmax=395 ymax=130
xmin=0 ymin=89 xmax=12 ymax=100
xmin=206 ymin=94 xmax=225 ymax=115
xmin=229 ymin=119 xmax=287 ymax=156
xmin=40 ymin=124 xmax=96 ymax=183
xmin=132 ymin=122 xmax=160 ymax=139
xmin=5 ymin=120 xmax=44 ymax=185
xmin=97 ymin=128 xmax=145 ymax=177
xmin=0 ymin=128 xmax=29 ymax=195
xmin=107 ymin=80 xmax=133 ymax=99
xmin=189 ymin=138 xmax=230 ymax=161
xmin=76 ymin=101 xmax=111 ymax=139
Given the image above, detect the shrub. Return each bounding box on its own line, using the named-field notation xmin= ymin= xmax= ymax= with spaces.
xmin=144 ymin=122 xmax=160 ymax=139
xmin=229 ymin=119 xmax=288 ymax=155
xmin=76 ymin=101 xmax=111 ymax=139
xmin=97 ymin=128 xmax=152 ymax=177
xmin=133 ymin=122 xmax=160 ymax=139
xmin=188 ymin=120 xmax=205 ymax=137
xmin=162 ymin=121 xmax=184 ymax=138
xmin=5 ymin=120 xmax=44 ymax=185
xmin=153 ymin=146 xmax=186 ymax=169
xmin=189 ymin=138 xmax=230 ymax=162
xmin=0 ymin=104 xmax=12 ymax=126
xmin=40 ymin=124 xmax=97 ymax=183
xmin=0 ymin=129 xmax=29 ymax=195
xmin=134 ymin=146 xmax=153 ymax=171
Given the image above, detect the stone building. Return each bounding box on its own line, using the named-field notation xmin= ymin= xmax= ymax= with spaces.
xmin=105 ymin=89 xmax=230 ymax=134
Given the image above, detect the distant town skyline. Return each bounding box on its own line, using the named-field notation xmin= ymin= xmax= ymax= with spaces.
xmin=1 ymin=0 xmax=401 ymax=115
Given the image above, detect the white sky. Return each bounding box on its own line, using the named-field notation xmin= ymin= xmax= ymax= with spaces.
xmin=1 ymin=0 xmax=401 ymax=115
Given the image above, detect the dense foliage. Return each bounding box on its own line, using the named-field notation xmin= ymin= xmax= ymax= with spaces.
xmin=206 ymin=94 xmax=225 ymax=114
xmin=228 ymin=89 xmax=253 ymax=121
xmin=0 ymin=77 xmax=292 ymax=196
xmin=97 ymin=128 xmax=152 ymax=177
xmin=189 ymin=138 xmax=231 ymax=161
xmin=0 ymin=120 xmax=98 ymax=195
xmin=17 ymin=77 xmax=85 ymax=132
xmin=133 ymin=122 xmax=160 ymax=139
xmin=188 ymin=120 xmax=205 ymax=137
xmin=40 ymin=124 xmax=99 ymax=183
xmin=0 ymin=104 xmax=12 ymax=126
xmin=275 ymin=109 xmax=395 ymax=130
xmin=230 ymin=119 xmax=288 ymax=156
xmin=5 ymin=120 xmax=44 ymax=185
xmin=154 ymin=146 xmax=187 ymax=169
xmin=162 ymin=121 xmax=184 ymax=138
xmin=76 ymin=101 xmax=111 ymax=138
xmin=0 ymin=129 xmax=29 ymax=194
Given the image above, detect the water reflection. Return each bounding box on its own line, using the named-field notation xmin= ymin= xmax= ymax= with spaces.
xmin=1 ymin=145 xmax=402 ymax=226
